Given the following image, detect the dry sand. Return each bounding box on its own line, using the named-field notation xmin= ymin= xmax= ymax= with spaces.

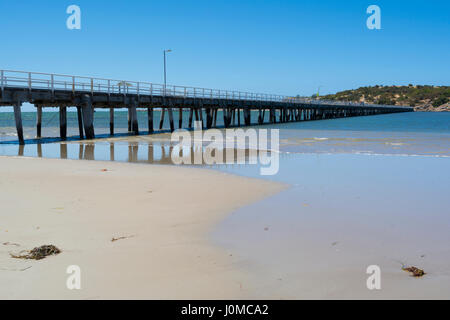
xmin=0 ymin=156 xmax=284 ymax=299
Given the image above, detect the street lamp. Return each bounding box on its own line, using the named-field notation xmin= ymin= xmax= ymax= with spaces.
xmin=163 ymin=49 xmax=172 ymax=96
xmin=317 ymin=86 xmax=323 ymax=100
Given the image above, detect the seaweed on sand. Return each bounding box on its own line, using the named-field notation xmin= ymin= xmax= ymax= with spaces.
xmin=10 ymin=245 xmax=61 ymax=260
xmin=402 ymin=266 xmax=426 ymax=277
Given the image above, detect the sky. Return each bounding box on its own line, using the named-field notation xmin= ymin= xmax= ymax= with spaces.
xmin=0 ymin=0 xmax=449 ymax=103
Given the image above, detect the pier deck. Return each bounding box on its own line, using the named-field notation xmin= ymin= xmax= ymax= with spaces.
xmin=0 ymin=70 xmax=414 ymax=145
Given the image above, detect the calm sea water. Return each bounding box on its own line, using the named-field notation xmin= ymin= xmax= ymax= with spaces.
xmin=0 ymin=111 xmax=449 ymax=158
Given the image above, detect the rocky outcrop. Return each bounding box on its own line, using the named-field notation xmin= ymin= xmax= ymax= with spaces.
xmin=321 ymin=85 xmax=449 ymax=112
xmin=413 ymin=103 xmax=450 ymax=112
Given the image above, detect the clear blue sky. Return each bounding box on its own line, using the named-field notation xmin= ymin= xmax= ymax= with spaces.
xmin=1 ymin=0 xmax=448 ymax=98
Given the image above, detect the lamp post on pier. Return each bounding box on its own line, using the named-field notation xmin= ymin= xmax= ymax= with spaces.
xmin=163 ymin=49 xmax=172 ymax=96
xmin=160 ymin=49 xmax=173 ymax=131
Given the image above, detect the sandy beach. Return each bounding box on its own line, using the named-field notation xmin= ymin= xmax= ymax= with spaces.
xmin=0 ymin=156 xmax=284 ymax=299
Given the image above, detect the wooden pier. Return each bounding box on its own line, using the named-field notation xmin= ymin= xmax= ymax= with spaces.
xmin=0 ymin=70 xmax=414 ymax=145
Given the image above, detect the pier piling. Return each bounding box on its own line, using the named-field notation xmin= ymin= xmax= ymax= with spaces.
xmin=13 ymin=103 xmax=24 ymax=145
xmin=109 ymin=108 xmax=114 ymax=135
xmin=76 ymin=106 xmax=84 ymax=139
xmin=36 ymin=106 xmax=42 ymax=138
xmin=127 ymin=108 xmax=132 ymax=132
xmin=168 ymin=105 xmax=175 ymax=132
xmin=130 ymin=101 xmax=139 ymax=135
xmin=81 ymin=96 xmax=95 ymax=139
xmin=159 ymin=108 xmax=165 ymax=130
xmin=188 ymin=108 xmax=193 ymax=128
xmin=148 ymin=107 xmax=154 ymax=133
xmin=59 ymin=107 xmax=67 ymax=140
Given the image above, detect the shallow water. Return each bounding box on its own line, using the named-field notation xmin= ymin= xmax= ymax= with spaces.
xmin=212 ymin=153 xmax=450 ymax=298
xmin=1 ymin=111 xmax=449 ymax=157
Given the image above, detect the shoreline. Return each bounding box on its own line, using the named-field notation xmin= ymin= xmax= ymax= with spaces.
xmin=0 ymin=156 xmax=285 ymax=299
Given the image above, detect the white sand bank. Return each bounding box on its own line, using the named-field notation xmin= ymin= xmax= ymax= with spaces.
xmin=0 ymin=156 xmax=283 ymax=299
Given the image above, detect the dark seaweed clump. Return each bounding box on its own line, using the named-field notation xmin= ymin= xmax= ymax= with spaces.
xmin=11 ymin=245 xmax=61 ymax=260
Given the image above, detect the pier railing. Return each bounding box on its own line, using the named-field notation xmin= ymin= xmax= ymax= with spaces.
xmin=0 ymin=69 xmax=409 ymax=109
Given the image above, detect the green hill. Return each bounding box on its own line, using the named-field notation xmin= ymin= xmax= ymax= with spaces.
xmin=320 ymin=85 xmax=449 ymax=111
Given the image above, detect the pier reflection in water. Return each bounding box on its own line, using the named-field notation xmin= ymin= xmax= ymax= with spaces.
xmin=13 ymin=141 xmax=264 ymax=166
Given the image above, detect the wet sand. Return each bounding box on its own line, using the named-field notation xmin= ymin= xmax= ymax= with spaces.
xmin=214 ymin=153 xmax=450 ymax=299
xmin=0 ymin=156 xmax=284 ymax=299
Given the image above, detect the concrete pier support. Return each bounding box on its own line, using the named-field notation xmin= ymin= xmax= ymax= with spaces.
xmin=194 ymin=108 xmax=200 ymax=127
xmin=213 ymin=108 xmax=218 ymax=127
xmin=76 ymin=106 xmax=84 ymax=139
xmin=188 ymin=108 xmax=193 ymax=129
xmin=14 ymin=103 xmax=24 ymax=145
xmin=159 ymin=108 xmax=165 ymax=129
xmin=199 ymin=108 xmax=204 ymax=129
xmin=81 ymin=96 xmax=95 ymax=139
xmin=59 ymin=107 xmax=67 ymax=140
xmin=179 ymin=108 xmax=183 ymax=128
xmin=130 ymin=101 xmax=139 ymax=135
xmin=148 ymin=107 xmax=154 ymax=133
xmin=109 ymin=108 xmax=114 ymax=135
xmin=36 ymin=106 xmax=42 ymax=138
xmin=222 ymin=106 xmax=228 ymax=128
xmin=168 ymin=104 xmax=175 ymax=132
xmin=244 ymin=108 xmax=251 ymax=126
xmin=128 ymin=108 xmax=132 ymax=132
xmin=206 ymin=108 xmax=213 ymax=129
